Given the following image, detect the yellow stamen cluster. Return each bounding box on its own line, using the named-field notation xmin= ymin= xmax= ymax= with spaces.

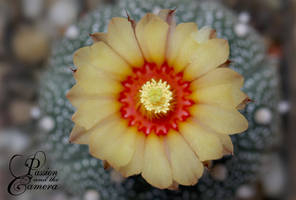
xmin=139 ymin=79 xmax=173 ymax=114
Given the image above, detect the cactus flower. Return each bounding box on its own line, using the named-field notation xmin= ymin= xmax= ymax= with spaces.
xmin=67 ymin=9 xmax=248 ymax=189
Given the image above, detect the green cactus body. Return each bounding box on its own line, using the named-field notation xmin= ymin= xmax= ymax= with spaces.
xmin=38 ymin=0 xmax=280 ymax=199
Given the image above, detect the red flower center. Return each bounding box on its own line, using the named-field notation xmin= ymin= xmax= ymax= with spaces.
xmin=119 ymin=62 xmax=194 ymax=136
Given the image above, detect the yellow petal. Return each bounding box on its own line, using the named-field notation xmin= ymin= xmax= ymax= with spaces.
xmin=142 ymin=134 xmax=172 ymax=189
xmin=90 ymin=32 xmax=108 ymax=43
xmin=190 ymin=104 xmax=248 ymax=135
xmin=191 ymin=26 xmax=216 ymax=43
xmin=191 ymin=83 xmax=247 ymax=109
xmin=191 ymin=68 xmax=243 ymax=91
xmin=180 ymin=120 xmax=223 ymax=161
xmin=74 ymin=65 xmax=123 ymax=95
xmin=73 ymin=42 xmax=131 ymax=77
xmin=107 ymin=17 xmax=144 ymax=67
xmin=167 ymin=131 xmax=204 ymax=185
xmin=66 ymin=84 xmax=87 ymax=108
xmin=105 ymin=127 xmax=137 ymax=168
xmin=236 ymin=96 xmax=251 ymax=110
xmin=167 ymin=23 xmax=198 ymax=71
xmin=157 ymin=9 xmax=176 ymax=26
xmin=215 ymin=133 xmax=234 ymax=155
xmin=69 ymin=124 xmax=89 ymax=144
xmin=134 ymin=14 xmax=151 ymax=62
xmin=136 ymin=14 xmax=169 ymax=65
xmin=184 ymin=38 xmax=229 ymax=79
xmin=67 ymin=84 xmax=115 ymax=108
xmin=119 ymin=132 xmax=145 ymax=177
xmin=89 ymin=120 xmax=125 ymax=161
xmin=72 ymin=99 xmax=120 ymax=129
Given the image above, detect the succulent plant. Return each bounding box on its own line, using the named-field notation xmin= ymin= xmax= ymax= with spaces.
xmin=38 ymin=0 xmax=280 ymax=199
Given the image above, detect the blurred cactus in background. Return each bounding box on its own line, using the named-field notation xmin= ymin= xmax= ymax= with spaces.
xmin=38 ymin=0 xmax=280 ymax=199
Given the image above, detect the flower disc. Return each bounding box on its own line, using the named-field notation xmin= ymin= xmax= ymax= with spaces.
xmin=119 ymin=62 xmax=194 ymax=135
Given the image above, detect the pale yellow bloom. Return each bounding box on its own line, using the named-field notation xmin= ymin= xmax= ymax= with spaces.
xmin=67 ymin=9 xmax=248 ymax=189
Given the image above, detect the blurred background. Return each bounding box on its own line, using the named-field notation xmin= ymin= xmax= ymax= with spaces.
xmin=0 ymin=0 xmax=295 ymax=199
